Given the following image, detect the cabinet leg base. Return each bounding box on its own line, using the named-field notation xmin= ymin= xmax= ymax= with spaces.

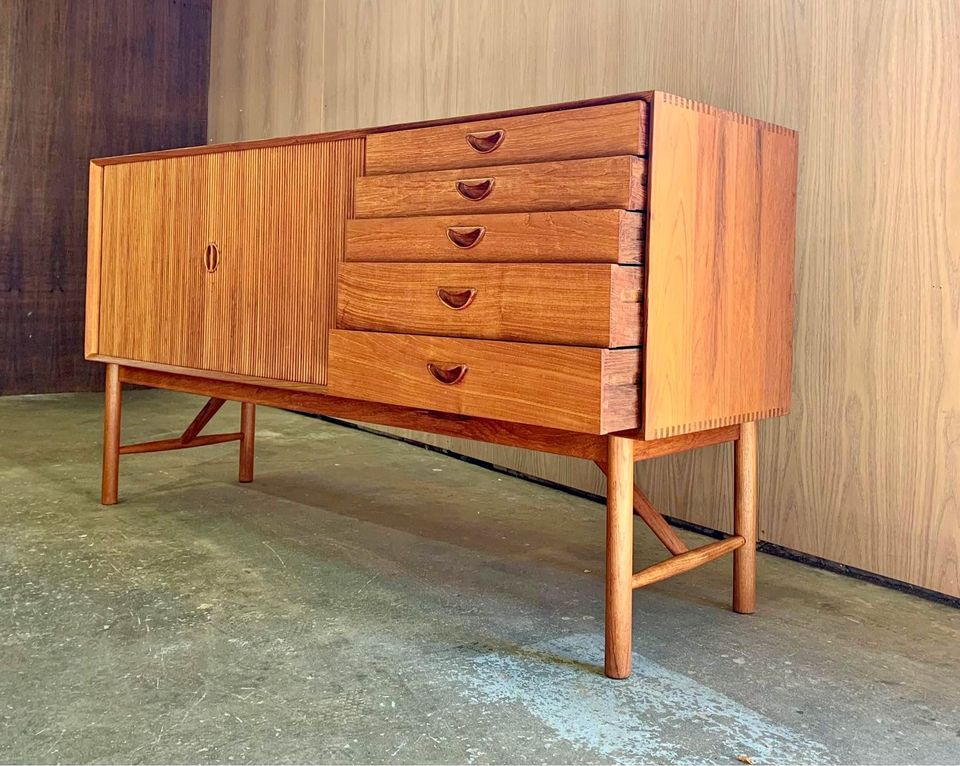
xmin=601 ymin=422 xmax=760 ymax=678
xmin=604 ymin=435 xmax=634 ymax=679
xmin=239 ymin=403 xmax=256 ymax=483
xmin=733 ymin=421 xmax=758 ymax=614
xmin=99 ymin=366 xmax=257 ymax=504
xmin=100 ymin=364 xmax=122 ymax=506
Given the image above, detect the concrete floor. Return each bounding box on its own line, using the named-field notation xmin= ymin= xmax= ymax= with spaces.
xmin=1 ymin=390 xmax=958 ymax=765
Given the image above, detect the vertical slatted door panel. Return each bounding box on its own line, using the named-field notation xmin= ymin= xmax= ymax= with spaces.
xmin=202 ymin=139 xmax=364 ymax=384
xmin=202 ymin=148 xmax=261 ymax=376
xmin=314 ymin=139 xmax=365 ymax=383
xmin=251 ymin=139 xmax=364 ymax=384
xmin=251 ymin=144 xmax=314 ymax=383
xmin=162 ymin=157 xmax=208 ymax=369
xmin=98 ymin=158 xmax=205 ymax=368
xmin=97 ymin=163 xmax=137 ymax=359
xmin=255 ymin=140 xmax=364 ymax=384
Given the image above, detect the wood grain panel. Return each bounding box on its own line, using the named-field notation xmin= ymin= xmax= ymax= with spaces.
xmin=209 ymin=0 xmax=324 ymax=143
xmin=354 ymin=156 xmax=646 ymax=218
xmin=345 ymin=210 xmax=643 ymax=264
xmin=642 ymin=93 xmax=798 ymax=438
xmin=97 ymin=157 xmax=206 ymax=368
xmin=84 ymin=163 xmax=104 ymax=357
xmin=1 ymin=0 xmax=210 ymax=394
xmin=97 ymin=138 xmax=362 ymax=384
xmin=366 ymin=100 xmax=648 ymax=174
xmin=337 ymin=263 xmax=642 ymax=347
xmin=250 ymin=140 xmax=364 ymax=384
xmin=209 ymin=0 xmax=960 ymax=597
xmin=326 ymin=330 xmax=640 ymax=433
xmin=120 ymin=364 xmax=611 ymax=461
xmin=202 ymin=148 xmax=257 ymax=377
xmin=201 ymin=139 xmax=363 ymax=384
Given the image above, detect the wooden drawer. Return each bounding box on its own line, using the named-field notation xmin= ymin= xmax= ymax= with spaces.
xmin=353 ymin=156 xmax=646 ymax=219
xmin=326 ymin=330 xmax=641 ymax=433
xmin=366 ymin=100 xmax=649 ymax=175
xmin=337 ymin=264 xmax=643 ymax=347
xmin=345 ymin=210 xmax=643 ymax=264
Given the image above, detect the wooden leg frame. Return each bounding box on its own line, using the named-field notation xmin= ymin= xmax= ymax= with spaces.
xmin=99 ymin=364 xmax=756 ymax=680
xmin=598 ymin=425 xmax=757 ymax=678
xmin=100 ymin=363 xmax=256 ymax=505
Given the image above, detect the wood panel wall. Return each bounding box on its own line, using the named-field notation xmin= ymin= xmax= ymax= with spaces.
xmin=208 ymin=0 xmax=960 ymax=598
xmin=0 ymin=0 xmax=211 ymax=394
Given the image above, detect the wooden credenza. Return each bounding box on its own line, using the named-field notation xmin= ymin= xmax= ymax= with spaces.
xmin=85 ymin=91 xmax=798 ymax=679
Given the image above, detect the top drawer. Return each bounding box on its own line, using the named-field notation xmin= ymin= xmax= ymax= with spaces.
xmin=366 ymin=101 xmax=649 ymax=175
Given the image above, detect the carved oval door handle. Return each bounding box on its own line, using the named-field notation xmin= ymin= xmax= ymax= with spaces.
xmin=446 ymin=226 xmax=486 ymax=249
xmin=427 ymin=362 xmax=468 ymax=385
xmin=455 ymin=178 xmax=495 ymax=201
xmin=204 ymin=242 xmax=220 ymax=273
xmin=465 ymin=129 xmax=505 ymax=153
xmin=436 ymin=287 xmax=477 ymax=310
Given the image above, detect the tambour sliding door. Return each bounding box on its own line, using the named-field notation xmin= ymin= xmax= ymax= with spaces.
xmin=202 ymin=149 xmax=261 ymax=377
xmin=97 ymin=139 xmax=364 ymax=385
xmin=246 ymin=142 xmax=362 ymax=385
xmin=98 ymin=157 xmax=206 ymax=368
xmin=200 ymin=140 xmax=364 ymax=385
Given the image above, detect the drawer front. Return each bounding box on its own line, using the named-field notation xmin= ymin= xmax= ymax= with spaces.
xmin=353 ymin=156 xmax=646 ymax=219
xmin=345 ymin=210 xmax=643 ymax=264
xmin=366 ymin=100 xmax=649 ymax=175
xmin=337 ymin=264 xmax=643 ymax=347
xmin=326 ymin=330 xmax=640 ymax=433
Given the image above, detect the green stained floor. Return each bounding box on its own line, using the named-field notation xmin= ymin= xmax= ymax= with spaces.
xmin=0 ymin=390 xmax=958 ymax=764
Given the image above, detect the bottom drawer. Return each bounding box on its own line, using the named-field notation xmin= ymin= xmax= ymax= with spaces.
xmin=325 ymin=330 xmax=640 ymax=433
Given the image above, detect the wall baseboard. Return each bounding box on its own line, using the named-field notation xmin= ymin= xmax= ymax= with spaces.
xmin=308 ymin=413 xmax=960 ymax=610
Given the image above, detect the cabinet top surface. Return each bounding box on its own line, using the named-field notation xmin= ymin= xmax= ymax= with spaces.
xmin=91 ymin=90 xmax=797 ymax=166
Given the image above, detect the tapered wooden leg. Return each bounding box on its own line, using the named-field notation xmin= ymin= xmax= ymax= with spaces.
xmin=605 ymin=434 xmax=634 ymax=679
xmin=239 ymin=402 xmax=255 ymax=483
xmin=733 ymin=421 xmax=758 ymax=613
xmin=101 ymin=364 xmax=122 ymax=506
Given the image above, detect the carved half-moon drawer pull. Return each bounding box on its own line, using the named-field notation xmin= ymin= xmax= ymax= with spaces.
xmin=427 ymin=362 xmax=468 ymax=385
xmin=204 ymin=242 xmax=219 ymax=273
xmin=436 ymin=287 xmax=477 ymax=310
xmin=465 ymin=129 xmax=505 ymax=153
xmin=455 ymin=178 xmax=495 ymax=201
xmin=446 ymin=226 xmax=486 ymax=249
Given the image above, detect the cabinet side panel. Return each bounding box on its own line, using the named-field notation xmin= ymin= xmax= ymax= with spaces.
xmin=642 ymin=93 xmax=798 ymax=439
xmin=84 ymin=163 xmax=104 ymax=358
xmin=98 ymin=164 xmax=133 ymax=360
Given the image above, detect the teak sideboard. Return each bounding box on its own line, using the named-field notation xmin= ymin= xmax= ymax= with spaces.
xmin=85 ymin=91 xmax=798 ymax=679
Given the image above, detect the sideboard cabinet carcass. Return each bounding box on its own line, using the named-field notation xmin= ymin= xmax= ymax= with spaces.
xmin=85 ymin=92 xmax=799 ymax=679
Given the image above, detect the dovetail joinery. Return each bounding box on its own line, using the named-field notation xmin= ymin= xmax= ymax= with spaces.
xmin=657 ymin=92 xmax=797 ymax=135
xmin=641 ymin=94 xmax=797 ymax=439
xmin=648 ymin=408 xmax=787 ymax=440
